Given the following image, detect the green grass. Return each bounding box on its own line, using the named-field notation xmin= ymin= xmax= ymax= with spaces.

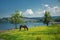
xmin=0 ymin=25 xmax=60 ymax=40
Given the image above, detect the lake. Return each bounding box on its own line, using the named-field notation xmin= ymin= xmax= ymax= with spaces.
xmin=0 ymin=16 xmax=60 ymax=30
xmin=0 ymin=22 xmax=46 ymax=30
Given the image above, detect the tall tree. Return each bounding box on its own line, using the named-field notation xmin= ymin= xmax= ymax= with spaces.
xmin=43 ymin=11 xmax=51 ymax=26
xmin=9 ymin=10 xmax=24 ymax=29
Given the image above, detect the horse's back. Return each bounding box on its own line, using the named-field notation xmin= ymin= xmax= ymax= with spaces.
xmin=19 ymin=25 xmax=28 ymax=31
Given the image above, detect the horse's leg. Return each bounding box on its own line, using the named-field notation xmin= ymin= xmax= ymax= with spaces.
xmin=27 ymin=27 xmax=28 ymax=31
xmin=19 ymin=27 xmax=21 ymax=31
xmin=25 ymin=27 xmax=28 ymax=31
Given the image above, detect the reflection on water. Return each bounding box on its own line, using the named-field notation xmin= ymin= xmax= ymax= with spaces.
xmin=0 ymin=22 xmax=46 ymax=30
xmin=0 ymin=22 xmax=60 ymax=30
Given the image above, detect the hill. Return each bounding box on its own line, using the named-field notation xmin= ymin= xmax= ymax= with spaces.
xmin=0 ymin=16 xmax=60 ymax=23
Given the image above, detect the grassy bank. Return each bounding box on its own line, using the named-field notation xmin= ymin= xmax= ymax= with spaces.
xmin=0 ymin=25 xmax=60 ymax=40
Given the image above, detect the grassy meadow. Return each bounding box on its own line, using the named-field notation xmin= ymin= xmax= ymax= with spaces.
xmin=0 ymin=24 xmax=60 ymax=40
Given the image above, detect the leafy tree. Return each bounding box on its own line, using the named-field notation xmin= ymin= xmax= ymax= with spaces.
xmin=9 ymin=10 xmax=24 ymax=29
xmin=43 ymin=11 xmax=51 ymax=26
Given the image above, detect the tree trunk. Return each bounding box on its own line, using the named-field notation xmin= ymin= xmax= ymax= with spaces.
xmin=47 ymin=23 xmax=49 ymax=26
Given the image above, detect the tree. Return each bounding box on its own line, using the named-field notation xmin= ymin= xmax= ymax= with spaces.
xmin=9 ymin=10 xmax=24 ymax=29
xmin=43 ymin=11 xmax=51 ymax=26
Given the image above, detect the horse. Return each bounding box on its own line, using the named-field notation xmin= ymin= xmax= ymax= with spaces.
xmin=19 ymin=25 xmax=28 ymax=31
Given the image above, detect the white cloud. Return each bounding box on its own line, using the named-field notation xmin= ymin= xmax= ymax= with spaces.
xmin=23 ymin=9 xmax=45 ymax=17
xmin=25 ymin=9 xmax=33 ymax=15
xmin=23 ymin=9 xmax=34 ymax=17
xmin=22 ymin=5 xmax=60 ymax=17
xmin=43 ymin=10 xmax=45 ymax=13
xmin=34 ymin=10 xmax=45 ymax=17
xmin=19 ymin=11 xmax=22 ymax=15
xmin=44 ymin=4 xmax=49 ymax=7
xmin=35 ymin=5 xmax=60 ymax=17
xmin=46 ymin=6 xmax=60 ymax=16
xmin=53 ymin=6 xmax=58 ymax=9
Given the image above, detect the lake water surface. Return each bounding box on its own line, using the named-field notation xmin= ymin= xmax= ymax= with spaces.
xmin=0 ymin=22 xmax=46 ymax=30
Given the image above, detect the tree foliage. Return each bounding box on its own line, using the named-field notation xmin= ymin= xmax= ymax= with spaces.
xmin=44 ymin=11 xmax=51 ymax=26
xmin=9 ymin=10 xmax=24 ymax=29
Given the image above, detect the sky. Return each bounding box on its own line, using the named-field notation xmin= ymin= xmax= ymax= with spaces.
xmin=0 ymin=0 xmax=60 ymax=18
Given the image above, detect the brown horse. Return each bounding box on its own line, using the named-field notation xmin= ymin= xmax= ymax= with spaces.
xmin=19 ymin=25 xmax=28 ymax=31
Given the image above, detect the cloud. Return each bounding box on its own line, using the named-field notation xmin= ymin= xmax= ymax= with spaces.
xmin=35 ymin=6 xmax=60 ymax=17
xmin=23 ymin=9 xmax=45 ymax=17
xmin=44 ymin=4 xmax=49 ymax=7
xmin=23 ymin=9 xmax=34 ymax=17
xmin=43 ymin=4 xmax=60 ymax=16
xmin=53 ymin=6 xmax=58 ymax=9
xmin=33 ymin=9 xmax=45 ymax=17
xmin=46 ymin=6 xmax=60 ymax=16
xmin=22 ymin=5 xmax=60 ymax=17
xmin=19 ymin=11 xmax=22 ymax=15
xmin=25 ymin=9 xmax=33 ymax=15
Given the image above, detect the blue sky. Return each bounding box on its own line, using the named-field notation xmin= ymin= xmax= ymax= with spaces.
xmin=0 ymin=0 xmax=60 ymax=17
